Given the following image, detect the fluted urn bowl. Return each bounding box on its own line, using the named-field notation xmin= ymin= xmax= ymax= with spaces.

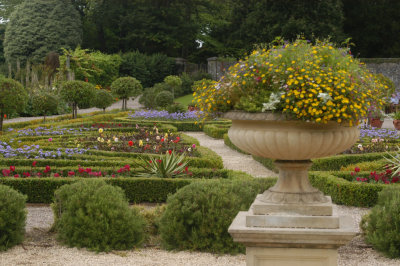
xmin=225 ymin=111 xmax=360 ymax=204
xmin=225 ymin=111 xmax=359 ymax=160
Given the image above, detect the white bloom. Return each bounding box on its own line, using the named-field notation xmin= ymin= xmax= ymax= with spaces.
xmin=262 ymin=92 xmax=284 ymax=112
xmin=317 ymin=92 xmax=332 ymax=103
xmin=357 ymin=144 xmax=363 ymax=149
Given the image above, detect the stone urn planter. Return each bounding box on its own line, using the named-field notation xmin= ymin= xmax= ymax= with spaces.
xmin=225 ymin=111 xmax=359 ymax=266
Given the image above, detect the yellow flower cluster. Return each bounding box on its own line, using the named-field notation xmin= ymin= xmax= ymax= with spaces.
xmin=194 ymin=39 xmax=386 ymax=125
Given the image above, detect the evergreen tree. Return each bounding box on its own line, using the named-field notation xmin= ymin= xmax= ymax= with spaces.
xmin=342 ymin=0 xmax=400 ymax=57
xmin=4 ymin=0 xmax=82 ymax=64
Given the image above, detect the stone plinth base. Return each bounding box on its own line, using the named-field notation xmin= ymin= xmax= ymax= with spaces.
xmin=229 ymin=196 xmax=357 ymax=266
xmin=246 ymin=247 xmax=337 ymax=266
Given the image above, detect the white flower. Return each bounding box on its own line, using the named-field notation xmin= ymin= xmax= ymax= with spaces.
xmin=317 ymin=92 xmax=332 ymax=103
xmin=357 ymin=144 xmax=363 ymax=149
xmin=188 ymin=148 xmax=192 ymax=152
xmin=261 ymin=92 xmax=284 ymax=112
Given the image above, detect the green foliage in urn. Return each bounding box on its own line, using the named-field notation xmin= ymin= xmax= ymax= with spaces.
xmin=194 ymin=38 xmax=386 ymax=126
xmin=31 ymin=92 xmax=59 ymax=122
xmin=111 ymin=76 xmax=142 ymax=110
xmin=361 ymin=186 xmax=400 ymax=258
xmin=60 ymin=80 xmax=96 ymax=119
xmin=4 ymin=0 xmax=81 ymax=64
xmin=0 ymin=78 xmax=28 ymax=131
xmin=92 ymin=89 xmax=115 ymax=113
xmin=52 ymin=179 xmax=146 ymax=252
xmin=0 ymin=184 xmax=27 ymax=251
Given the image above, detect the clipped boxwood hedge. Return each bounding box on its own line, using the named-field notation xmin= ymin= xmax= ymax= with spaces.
xmin=0 ymin=178 xmax=192 ymax=203
xmin=203 ymin=124 xmax=230 ymax=139
xmin=308 ymin=171 xmax=397 ymax=207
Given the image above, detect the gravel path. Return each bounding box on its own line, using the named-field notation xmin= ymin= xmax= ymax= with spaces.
xmin=3 ymin=97 xmax=143 ymax=124
xmin=184 ymin=132 xmax=276 ymax=178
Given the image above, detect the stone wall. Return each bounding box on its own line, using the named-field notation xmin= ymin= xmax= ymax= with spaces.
xmin=361 ymin=58 xmax=400 ymax=89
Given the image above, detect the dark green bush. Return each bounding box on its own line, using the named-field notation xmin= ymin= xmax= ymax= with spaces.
xmin=52 ymin=179 xmax=146 ymax=252
xmin=140 ymin=83 xmax=165 ymax=108
xmin=361 ymin=186 xmax=400 ymax=258
xmin=31 ymin=91 xmax=59 ymax=120
xmin=111 ymin=76 xmax=142 ymax=110
xmin=159 ymin=179 xmax=275 ymax=254
xmin=155 ymin=90 xmax=174 ymax=108
xmin=0 ymin=184 xmax=27 ymax=251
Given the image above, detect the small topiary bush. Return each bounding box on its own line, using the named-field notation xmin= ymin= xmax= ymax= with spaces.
xmin=0 ymin=184 xmax=27 ymax=251
xmin=155 ymin=90 xmax=174 ymax=108
xmin=361 ymin=186 xmax=400 ymax=258
xmin=159 ymin=179 xmax=272 ymax=254
xmin=52 ymin=179 xmax=146 ymax=252
xmin=111 ymin=76 xmax=142 ymax=110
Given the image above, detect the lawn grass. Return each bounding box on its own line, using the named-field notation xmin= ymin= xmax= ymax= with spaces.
xmin=175 ymin=94 xmax=194 ymax=108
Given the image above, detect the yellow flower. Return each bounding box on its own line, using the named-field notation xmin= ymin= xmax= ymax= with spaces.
xmin=98 ymin=128 xmax=103 ymax=133
xmin=139 ymin=140 xmax=143 ymax=147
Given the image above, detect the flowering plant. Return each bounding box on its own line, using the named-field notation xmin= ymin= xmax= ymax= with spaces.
xmin=194 ymin=38 xmax=386 ymax=125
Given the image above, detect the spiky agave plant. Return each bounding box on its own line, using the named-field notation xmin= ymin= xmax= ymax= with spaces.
xmin=138 ymin=150 xmax=189 ymax=178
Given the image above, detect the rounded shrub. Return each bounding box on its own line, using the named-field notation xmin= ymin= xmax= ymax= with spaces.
xmin=159 ymin=179 xmax=270 ymax=254
xmin=0 ymin=184 xmax=27 ymax=251
xmin=92 ymin=89 xmax=115 ymax=112
xmin=60 ymin=80 xmax=96 ymax=118
xmin=155 ymin=90 xmax=174 ymax=108
xmin=31 ymin=91 xmax=59 ymax=120
xmin=166 ymin=103 xmax=186 ymax=113
xmin=361 ymin=186 xmax=400 ymax=258
xmin=52 ymin=179 xmax=145 ymax=252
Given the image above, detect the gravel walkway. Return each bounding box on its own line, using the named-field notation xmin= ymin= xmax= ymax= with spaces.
xmin=184 ymin=132 xmax=276 ymax=178
xmin=3 ymin=97 xmax=143 ymax=124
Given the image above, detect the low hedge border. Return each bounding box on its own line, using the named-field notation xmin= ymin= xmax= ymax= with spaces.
xmin=203 ymin=124 xmax=230 ymax=139
xmin=0 ymin=171 xmax=277 ymax=203
xmin=308 ymin=171 xmax=400 ymax=207
xmin=0 ymin=177 xmax=192 ymax=203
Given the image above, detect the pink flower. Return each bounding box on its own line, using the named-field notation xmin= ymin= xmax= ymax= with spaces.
xmin=48 ymin=138 xmax=52 ymax=142
xmin=2 ymin=169 xmax=10 ymax=177
xmin=32 ymin=161 xmax=37 ymax=167
xmin=192 ymin=144 xmax=196 ymax=149
xmin=14 ymin=174 xmax=19 ymax=178
xmin=68 ymin=171 xmax=75 ymax=176
xmin=354 ymin=167 xmax=360 ymax=173
xmin=10 ymin=166 xmax=15 ymax=172
xmin=54 ymin=173 xmax=60 ymax=177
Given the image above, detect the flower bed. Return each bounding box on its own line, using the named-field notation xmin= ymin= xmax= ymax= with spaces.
xmin=129 ymin=110 xmax=203 ymax=121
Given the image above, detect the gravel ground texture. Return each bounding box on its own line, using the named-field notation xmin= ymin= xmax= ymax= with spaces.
xmin=184 ymin=132 xmax=276 ymax=178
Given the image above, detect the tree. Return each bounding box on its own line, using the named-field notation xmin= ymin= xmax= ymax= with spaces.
xmin=197 ymin=0 xmax=344 ymax=59
xmin=92 ymin=89 xmax=115 ymax=113
xmin=31 ymin=92 xmax=59 ymax=123
xmin=0 ymin=77 xmax=28 ymax=131
xmin=4 ymin=0 xmax=82 ymax=65
xmin=163 ymin=75 xmax=182 ymax=98
xmin=0 ymin=0 xmax=24 ymax=22
xmin=60 ymin=80 xmax=96 ymax=119
xmin=342 ymin=0 xmax=400 ymax=57
xmin=111 ymin=77 xmax=142 ymax=111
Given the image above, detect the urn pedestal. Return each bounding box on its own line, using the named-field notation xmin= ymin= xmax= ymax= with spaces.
xmin=225 ymin=112 xmax=359 ymax=266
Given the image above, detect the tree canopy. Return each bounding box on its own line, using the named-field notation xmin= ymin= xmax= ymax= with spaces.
xmin=4 ymin=0 xmax=82 ymax=64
